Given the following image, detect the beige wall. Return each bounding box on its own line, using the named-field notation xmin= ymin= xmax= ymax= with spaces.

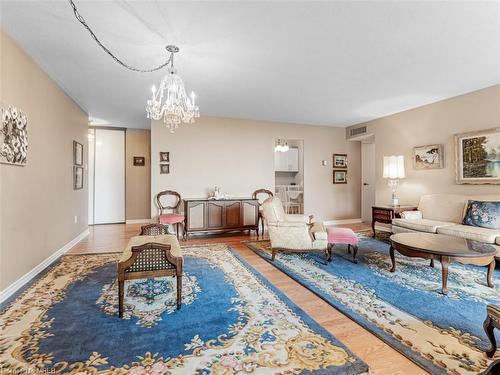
xmin=126 ymin=129 xmax=151 ymax=220
xmin=0 ymin=32 xmax=88 ymax=290
xmin=151 ymin=117 xmax=361 ymax=221
xmin=358 ymin=85 xmax=500 ymax=206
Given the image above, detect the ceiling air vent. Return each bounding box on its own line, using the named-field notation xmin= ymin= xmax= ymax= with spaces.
xmin=349 ymin=125 xmax=367 ymax=137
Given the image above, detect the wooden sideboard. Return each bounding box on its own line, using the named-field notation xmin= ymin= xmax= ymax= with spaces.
xmin=183 ymin=198 xmax=259 ymax=239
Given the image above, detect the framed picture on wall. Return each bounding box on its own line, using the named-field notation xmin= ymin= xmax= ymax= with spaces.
xmin=413 ymin=144 xmax=444 ymax=170
xmin=133 ymin=156 xmax=145 ymax=166
xmin=455 ymin=127 xmax=500 ymax=184
xmin=1 ymin=106 xmax=28 ymax=166
xmin=159 ymin=152 xmax=170 ymax=162
xmin=160 ymin=164 xmax=170 ymax=174
xmin=333 ymin=154 xmax=347 ymax=168
xmin=333 ymin=170 xmax=347 ymax=184
xmin=74 ymin=166 xmax=84 ymax=190
xmin=73 ymin=141 xmax=83 ymax=166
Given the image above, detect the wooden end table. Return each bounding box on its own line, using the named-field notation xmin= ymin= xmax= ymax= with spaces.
xmin=372 ymin=205 xmax=417 ymax=238
xmin=390 ymin=232 xmax=496 ymax=295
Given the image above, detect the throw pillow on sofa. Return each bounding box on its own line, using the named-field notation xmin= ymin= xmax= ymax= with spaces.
xmin=400 ymin=211 xmax=423 ymax=220
xmin=463 ymin=200 xmax=500 ymax=229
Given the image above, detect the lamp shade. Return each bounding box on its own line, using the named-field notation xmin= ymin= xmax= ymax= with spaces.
xmin=383 ymin=155 xmax=405 ymax=179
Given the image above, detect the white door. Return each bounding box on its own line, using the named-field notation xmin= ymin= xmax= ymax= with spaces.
xmin=93 ymin=128 xmax=125 ymax=224
xmin=361 ymin=142 xmax=376 ymax=223
xmin=88 ymin=129 xmax=95 ymax=224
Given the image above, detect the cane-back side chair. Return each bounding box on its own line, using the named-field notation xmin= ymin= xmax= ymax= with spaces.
xmin=117 ymin=235 xmax=183 ymax=318
xmin=156 ymin=190 xmax=185 ymax=239
xmin=252 ymin=189 xmax=274 ymax=236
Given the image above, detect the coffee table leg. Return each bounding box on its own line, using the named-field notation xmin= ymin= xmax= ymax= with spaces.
xmin=390 ymin=246 xmax=396 ymax=272
xmin=487 ymin=260 xmax=495 ymax=288
xmin=430 ymin=259 xmax=434 ymax=268
xmin=441 ymin=256 xmax=450 ymax=295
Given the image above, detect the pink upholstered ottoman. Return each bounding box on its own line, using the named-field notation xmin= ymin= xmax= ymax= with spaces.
xmin=326 ymin=227 xmax=359 ymax=263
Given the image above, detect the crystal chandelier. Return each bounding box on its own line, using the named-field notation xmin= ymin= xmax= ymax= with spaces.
xmin=67 ymin=2 xmax=199 ymax=133
xmin=146 ymin=45 xmax=199 ymax=133
xmin=274 ymin=139 xmax=289 ymax=152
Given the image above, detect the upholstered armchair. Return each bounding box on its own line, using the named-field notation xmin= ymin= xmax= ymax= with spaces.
xmin=261 ymin=197 xmax=329 ymax=260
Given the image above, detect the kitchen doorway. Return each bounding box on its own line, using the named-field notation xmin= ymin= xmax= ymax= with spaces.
xmin=274 ymin=139 xmax=304 ymax=214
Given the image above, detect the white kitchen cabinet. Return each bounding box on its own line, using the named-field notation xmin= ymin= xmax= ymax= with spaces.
xmin=274 ymin=147 xmax=299 ymax=172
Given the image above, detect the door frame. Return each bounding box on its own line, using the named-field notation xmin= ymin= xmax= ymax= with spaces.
xmin=88 ymin=126 xmax=127 ymax=225
xmin=358 ymin=135 xmax=376 ymax=223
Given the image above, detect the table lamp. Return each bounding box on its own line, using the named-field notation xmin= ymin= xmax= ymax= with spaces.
xmin=383 ymin=155 xmax=405 ymax=206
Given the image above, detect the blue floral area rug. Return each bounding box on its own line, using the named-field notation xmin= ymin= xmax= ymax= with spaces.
xmin=246 ymin=238 xmax=500 ymax=374
xmin=0 ymin=244 xmax=369 ymax=374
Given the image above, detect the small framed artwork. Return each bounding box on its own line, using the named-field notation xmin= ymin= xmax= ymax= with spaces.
xmin=333 ymin=169 xmax=347 ymax=184
xmin=160 ymin=164 xmax=170 ymax=174
xmin=159 ymin=152 xmax=170 ymax=163
xmin=333 ymin=154 xmax=347 ymax=168
xmin=74 ymin=166 xmax=84 ymax=190
xmin=455 ymin=127 xmax=500 ymax=184
xmin=413 ymin=144 xmax=444 ymax=170
xmin=133 ymin=156 xmax=145 ymax=166
xmin=73 ymin=141 xmax=83 ymax=166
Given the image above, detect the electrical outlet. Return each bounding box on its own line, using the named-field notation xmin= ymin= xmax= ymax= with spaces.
xmin=74 ymin=215 xmax=78 ymax=224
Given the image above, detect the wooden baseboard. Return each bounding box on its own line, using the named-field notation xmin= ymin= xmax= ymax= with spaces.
xmin=125 ymin=219 xmax=153 ymax=224
xmin=0 ymin=228 xmax=90 ymax=304
xmin=324 ymin=218 xmax=363 ymax=225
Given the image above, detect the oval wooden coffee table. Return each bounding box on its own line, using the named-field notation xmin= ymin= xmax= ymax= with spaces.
xmin=390 ymin=232 xmax=497 ymax=295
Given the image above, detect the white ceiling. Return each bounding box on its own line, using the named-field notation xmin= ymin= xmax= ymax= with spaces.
xmin=1 ymin=1 xmax=500 ymax=129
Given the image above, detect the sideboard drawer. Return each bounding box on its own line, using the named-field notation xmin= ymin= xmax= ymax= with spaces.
xmin=372 ymin=209 xmax=392 ymax=220
xmin=371 ymin=205 xmax=418 ymax=239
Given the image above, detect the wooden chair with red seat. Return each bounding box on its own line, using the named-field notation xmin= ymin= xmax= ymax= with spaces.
xmin=252 ymin=189 xmax=274 ymax=236
xmin=156 ymin=190 xmax=185 ymax=239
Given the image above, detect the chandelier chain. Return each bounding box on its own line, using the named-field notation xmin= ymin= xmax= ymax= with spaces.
xmin=68 ymin=0 xmax=172 ymax=73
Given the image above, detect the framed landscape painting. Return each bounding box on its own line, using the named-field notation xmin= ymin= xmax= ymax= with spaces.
xmin=455 ymin=127 xmax=500 ymax=184
xmin=413 ymin=144 xmax=444 ymax=170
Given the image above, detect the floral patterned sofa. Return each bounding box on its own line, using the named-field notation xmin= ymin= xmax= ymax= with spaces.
xmin=392 ymin=194 xmax=500 ymax=257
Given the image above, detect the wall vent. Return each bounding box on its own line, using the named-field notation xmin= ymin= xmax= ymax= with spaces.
xmin=350 ymin=125 xmax=366 ymax=137
xmin=346 ymin=125 xmax=367 ymax=139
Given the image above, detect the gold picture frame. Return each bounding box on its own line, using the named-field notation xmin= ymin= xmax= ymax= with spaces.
xmin=455 ymin=127 xmax=500 ymax=184
xmin=413 ymin=144 xmax=444 ymax=170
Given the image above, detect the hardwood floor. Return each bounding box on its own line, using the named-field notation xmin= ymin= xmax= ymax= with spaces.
xmin=68 ymin=223 xmax=426 ymax=375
